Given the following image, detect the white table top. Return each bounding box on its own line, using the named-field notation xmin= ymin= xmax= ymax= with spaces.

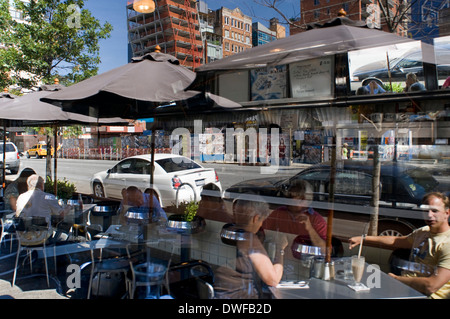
xmin=270 ymin=263 xmax=426 ymax=299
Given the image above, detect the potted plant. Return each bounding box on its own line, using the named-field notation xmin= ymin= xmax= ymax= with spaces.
xmin=44 ymin=176 xmax=76 ymax=200
xmin=167 ymin=200 xmax=205 ymax=234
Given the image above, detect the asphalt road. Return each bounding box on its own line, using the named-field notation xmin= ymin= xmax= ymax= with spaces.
xmin=7 ymin=157 xmax=303 ymax=196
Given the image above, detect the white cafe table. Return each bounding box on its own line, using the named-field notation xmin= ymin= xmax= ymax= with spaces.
xmin=269 ymin=263 xmax=426 ymax=299
xmin=62 ymin=203 xmax=97 ymax=225
xmin=43 ymin=223 xmax=177 ymax=258
xmin=42 ymin=232 xmax=127 ymax=258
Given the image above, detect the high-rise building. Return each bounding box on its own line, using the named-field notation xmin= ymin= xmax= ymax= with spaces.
xmin=269 ymin=18 xmax=286 ymax=39
xmin=440 ymin=7 xmax=450 ymax=37
xmin=198 ymin=1 xmax=223 ymax=63
xmin=8 ymin=0 xmax=30 ymax=23
xmin=252 ymin=22 xmax=277 ymax=47
xmin=2 ymin=0 xmax=37 ymax=90
xmin=212 ymin=7 xmax=252 ymax=58
xmin=126 ymin=0 xmax=203 ymax=69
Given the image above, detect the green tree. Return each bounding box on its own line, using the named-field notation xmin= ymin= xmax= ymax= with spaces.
xmin=0 ymin=1 xmax=16 ymax=89
xmin=1 ymin=0 xmax=112 ymax=89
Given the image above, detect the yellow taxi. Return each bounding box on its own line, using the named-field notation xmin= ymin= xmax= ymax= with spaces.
xmin=26 ymin=144 xmax=54 ymax=158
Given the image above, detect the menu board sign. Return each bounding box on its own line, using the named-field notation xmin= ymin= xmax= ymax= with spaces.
xmin=218 ymin=71 xmax=250 ymax=102
xmin=289 ymin=56 xmax=333 ymax=98
xmin=250 ymin=65 xmax=287 ymax=101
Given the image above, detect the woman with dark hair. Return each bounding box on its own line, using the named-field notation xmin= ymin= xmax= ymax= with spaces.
xmin=214 ymin=197 xmax=288 ymax=299
xmin=4 ymin=167 xmax=36 ymax=211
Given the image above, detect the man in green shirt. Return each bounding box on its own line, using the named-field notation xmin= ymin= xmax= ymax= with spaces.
xmin=349 ymin=192 xmax=450 ymax=299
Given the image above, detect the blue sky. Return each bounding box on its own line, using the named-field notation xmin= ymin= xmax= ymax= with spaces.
xmin=84 ymin=0 xmax=300 ymax=74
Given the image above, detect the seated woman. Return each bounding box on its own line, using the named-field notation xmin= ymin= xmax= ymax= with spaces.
xmin=404 ymin=72 xmax=426 ymax=92
xmin=4 ymin=168 xmax=36 ymax=212
xmin=214 ymin=197 xmax=287 ymax=299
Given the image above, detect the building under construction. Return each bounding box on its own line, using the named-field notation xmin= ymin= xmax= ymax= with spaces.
xmin=127 ymin=0 xmax=203 ymax=69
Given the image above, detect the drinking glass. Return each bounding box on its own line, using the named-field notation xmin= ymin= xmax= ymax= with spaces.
xmin=341 ymin=257 xmax=353 ymax=280
xmin=298 ymin=255 xmax=314 ymax=281
xmin=351 ymin=255 xmax=365 ymax=286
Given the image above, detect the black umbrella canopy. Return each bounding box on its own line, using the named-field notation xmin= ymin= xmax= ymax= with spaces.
xmin=42 ymin=51 xmax=241 ymax=119
xmin=0 ymin=84 xmax=130 ymax=126
xmin=1 ymin=91 xmax=21 ymax=127
xmin=40 ymin=49 xmax=241 ymax=202
xmin=42 ymin=52 xmax=195 ymax=119
xmin=0 ymin=84 xmax=130 ymax=197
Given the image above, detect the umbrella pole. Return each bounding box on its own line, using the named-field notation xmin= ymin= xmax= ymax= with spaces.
xmin=149 ymin=128 xmax=155 ymax=217
xmin=386 ymin=52 xmax=393 ymax=92
xmin=326 ymin=136 xmax=337 ymax=263
xmin=53 ymin=125 xmax=58 ymax=197
xmin=2 ymin=120 xmax=6 ymax=193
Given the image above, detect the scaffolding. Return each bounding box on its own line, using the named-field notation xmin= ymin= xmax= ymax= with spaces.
xmin=127 ymin=0 xmax=203 ymax=69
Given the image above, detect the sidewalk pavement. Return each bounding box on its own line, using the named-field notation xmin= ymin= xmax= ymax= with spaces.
xmin=0 ymin=248 xmax=69 ymax=299
xmin=0 ymin=277 xmax=68 ymax=299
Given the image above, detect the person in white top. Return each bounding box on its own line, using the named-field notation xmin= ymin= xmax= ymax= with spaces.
xmin=15 ymin=174 xmax=65 ymax=223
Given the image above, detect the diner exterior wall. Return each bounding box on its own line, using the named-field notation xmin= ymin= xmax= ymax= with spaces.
xmin=55 ymin=100 xmax=450 ymax=166
xmin=93 ymin=208 xmax=394 ymax=277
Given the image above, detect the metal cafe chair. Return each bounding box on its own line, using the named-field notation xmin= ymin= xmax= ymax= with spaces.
xmin=166 ymin=260 xmax=215 ymax=299
xmin=196 ymin=277 xmax=215 ymax=299
xmin=87 ymin=239 xmax=132 ymax=299
xmin=126 ymin=240 xmax=176 ymax=299
xmin=0 ymin=212 xmax=16 ymax=253
xmin=12 ymin=216 xmax=56 ymax=288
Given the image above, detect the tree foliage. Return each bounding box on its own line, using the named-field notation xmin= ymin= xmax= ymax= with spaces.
xmin=0 ymin=0 xmax=112 ymax=89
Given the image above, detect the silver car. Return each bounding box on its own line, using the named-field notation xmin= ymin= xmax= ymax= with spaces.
xmin=90 ymin=154 xmax=222 ymax=207
xmin=0 ymin=142 xmax=20 ymax=175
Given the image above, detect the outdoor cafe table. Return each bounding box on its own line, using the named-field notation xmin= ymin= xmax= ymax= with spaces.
xmin=269 ymin=263 xmax=426 ymax=299
xmin=62 ymin=203 xmax=97 ymax=226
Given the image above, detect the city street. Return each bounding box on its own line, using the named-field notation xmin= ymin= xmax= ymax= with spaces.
xmin=9 ymin=156 xmax=449 ymax=196
xmin=8 ymin=157 xmax=304 ymax=195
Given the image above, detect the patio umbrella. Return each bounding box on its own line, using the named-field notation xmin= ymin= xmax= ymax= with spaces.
xmin=41 ymin=48 xmax=241 ymax=213
xmin=0 ymin=84 xmax=130 ymax=125
xmin=42 ymin=51 xmax=241 ymax=119
xmin=0 ymin=84 xmax=130 ymax=196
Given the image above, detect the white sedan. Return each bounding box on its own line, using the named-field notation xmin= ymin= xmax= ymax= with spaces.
xmin=90 ymin=154 xmax=222 ymax=207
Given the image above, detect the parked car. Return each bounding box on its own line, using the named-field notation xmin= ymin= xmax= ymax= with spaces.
xmin=26 ymin=143 xmax=53 ymax=158
xmin=0 ymin=142 xmax=20 ymax=174
xmin=90 ymin=154 xmax=222 ymax=208
xmin=224 ymin=160 xmax=442 ymax=237
xmin=352 ymin=45 xmax=450 ymax=84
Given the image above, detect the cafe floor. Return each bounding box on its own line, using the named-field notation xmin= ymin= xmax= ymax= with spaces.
xmin=0 ymin=233 xmax=188 ymax=299
xmin=0 ymin=235 xmax=104 ymax=299
xmin=0 ymin=248 xmax=69 ymax=299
